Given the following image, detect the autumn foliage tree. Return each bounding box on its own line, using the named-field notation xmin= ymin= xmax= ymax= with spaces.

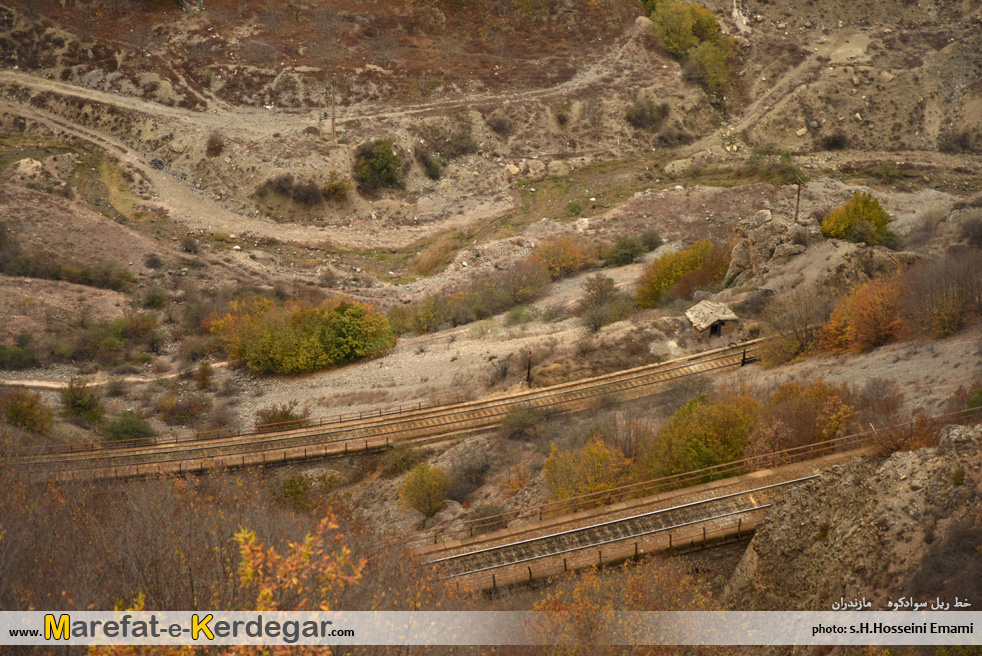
xmin=634 ymin=239 xmax=730 ymax=308
xmin=821 ymin=191 xmax=897 ymax=246
xmin=207 ymin=297 xmax=395 ymax=374
xmin=543 ymin=432 xmax=629 ymax=501
xmin=819 ymin=277 xmax=905 ymax=353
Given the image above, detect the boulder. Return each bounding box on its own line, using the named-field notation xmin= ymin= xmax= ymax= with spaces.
xmin=663 ymin=158 xmax=694 ymax=177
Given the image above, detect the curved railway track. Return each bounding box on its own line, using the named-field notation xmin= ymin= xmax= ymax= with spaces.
xmin=14 ymin=340 xmax=763 ymax=479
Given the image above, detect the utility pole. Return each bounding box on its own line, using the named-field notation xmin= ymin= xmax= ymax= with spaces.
xmin=331 ymin=73 xmax=337 ymax=141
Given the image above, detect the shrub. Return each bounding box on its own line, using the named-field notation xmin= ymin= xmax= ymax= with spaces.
xmin=380 ymin=444 xmax=424 ymax=478
xmin=872 ymin=161 xmax=900 ymax=183
xmin=821 ymin=191 xmax=896 ymax=246
xmin=195 ymin=362 xmax=214 ymax=390
xmin=640 ymin=229 xmax=663 ymax=251
xmin=61 ymin=378 xmax=104 ymax=425
xmin=0 ymin=388 xmax=53 ymax=434
xmin=604 ymin=235 xmax=647 ymax=266
xmin=205 ymin=132 xmax=224 ymax=157
xmin=415 ymin=148 xmax=444 ymax=180
xmin=291 ymin=181 xmax=325 ymax=206
xmin=158 ymin=392 xmax=212 ymax=426
xmin=819 ymin=277 xmax=904 ymax=353
xmin=683 ymin=39 xmax=732 ymax=93
xmin=255 ymin=399 xmax=311 ymax=431
xmin=639 ymin=393 xmax=760 ymax=479
xmin=579 ymin=273 xmax=634 ymax=332
xmin=179 ymin=235 xmax=199 ymax=254
xmin=902 ymin=256 xmax=973 ymax=338
xmin=487 ymin=116 xmax=512 ymax=136
xmin=142 ymin=286 xmax=169 ymax=309
xmin=502 ymin=404 xmax=548 ymax=441
xmin=533 ymin=236 xmax=590 ymax=279
xmin=500 ymin=257 xmax=552 ymax=303
xmin=543 ymin=434 xmax=629 ymax=501
xmin=105 ymin=376 xmax=129 ymax=397
xmin=821 ymin=133 xmax=849 ymax=150
xmin=102 ymin=411 xmax=155 ymax=442
xmin=0 ymin=343 xmax=37 ymax=370
xmin=354 ymin=139 xmax=403 ymax=192
xmin=635 ymin=239 xmax=718 ymax=308
xmin=759 ymin=289 xmax=834 ymax=366
xmin=278 ymin=474 xmax=312 ymax=511
xmin=323 ymin=170 xmax=350 ymax=204
xmin=565 ymin=200 xmax=583 ymax=216
xmin=471 ymin=503 xmax=508 ymax=533
xmin=399 ymin=464 xmax=451 ymax=517
xmin=209 ymin=298 xmax=395 ymax=375
xmin=447 ymin=453 xmax=491 ymax=502
xmin=625 ymin=100 xmax=669 ymax=130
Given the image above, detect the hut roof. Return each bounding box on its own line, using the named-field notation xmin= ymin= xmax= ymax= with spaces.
xmin=684 ymin=300 xmax=739 ymax=332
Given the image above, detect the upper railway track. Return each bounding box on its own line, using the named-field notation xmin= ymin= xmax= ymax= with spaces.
xmin=12 ymin=340 xmax=763 ymax=480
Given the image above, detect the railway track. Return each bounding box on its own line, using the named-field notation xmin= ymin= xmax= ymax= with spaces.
xmin=421 ymin=474 xmax=823 ymax=592
xmin=14 ymin=340 xmax=763 ymax=480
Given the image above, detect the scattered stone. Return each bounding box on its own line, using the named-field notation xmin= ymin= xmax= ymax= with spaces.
xmin=879 ymin=71 xmax=895 ymax=83
xmin=232 ymin=245 xmax=241 ymax=251
xmin=795 ymin=127 xmax=809 ymax=137
xmin=506 ymin=164 xmax=520 ymax=176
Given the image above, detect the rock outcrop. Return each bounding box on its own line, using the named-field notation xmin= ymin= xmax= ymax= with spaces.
xmin=727 ymin=424 xmax=982 ymax=611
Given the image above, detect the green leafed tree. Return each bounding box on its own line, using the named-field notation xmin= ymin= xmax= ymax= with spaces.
xmin=400 ymin=463 xmax=451 ymax=517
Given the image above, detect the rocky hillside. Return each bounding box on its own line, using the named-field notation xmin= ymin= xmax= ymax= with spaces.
xmin=727 ymin=423 xmax=982 ymax=611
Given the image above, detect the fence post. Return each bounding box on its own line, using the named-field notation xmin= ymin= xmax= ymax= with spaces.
xmin=737 ymin=518 xmax=742 ymax=538
xmin=598 ymin=551 xmax=602 ymax=567
xmin=492 ymin=574 xmax=496 ymax=590
xmin=564 ymin=558 xmax=567 ymax=572
xmin=528 ymin=566 xmax=532 ymax=582
xmin=703 ymin=526 xmax=707 ymax=545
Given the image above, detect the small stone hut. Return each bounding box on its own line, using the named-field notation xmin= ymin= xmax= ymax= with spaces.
xmin=684 ymin=300 xmax=739 ymax=338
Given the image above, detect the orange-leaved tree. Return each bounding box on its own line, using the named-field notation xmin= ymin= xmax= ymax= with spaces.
xmin=819 ymin=277 xmax=905 ymax=353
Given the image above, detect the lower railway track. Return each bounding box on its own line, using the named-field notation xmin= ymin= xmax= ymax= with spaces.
xmin=415 ymin=449 xmax=865 ymax=592
xmin=13 ymin=340 xmax=763 ymax=480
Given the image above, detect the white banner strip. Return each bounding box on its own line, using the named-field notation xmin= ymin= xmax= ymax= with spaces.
xmin=1 ymin=611 xmax=980 ymax=646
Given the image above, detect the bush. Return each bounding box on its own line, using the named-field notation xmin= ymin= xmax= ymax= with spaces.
xmin=415 ymin=148 xmax=444 ymax=180
xmin=209 ymin=298 xmax=395 ymax=375
xmin=500 ymin=258 xmax=552 ymax=303
xmin=61 ymin=378 xmax=104 ymax=425
xmin=821 ymin=191 xmax=897 ymax=246
xmin=625 ymin=100 xmax=669 ymax=130
xmin=603 ymin=235 xmax=647 ymax=266
xmin=902 ymin=256 xmax=974 ymax=339
xmin=533 ymin=236 xmax=590 ymax=280
xmin=501 ymin=404 xmax=548 ymax=441
xmin=635 ymin=239 xmax=723 ymax=308
xmin=683 ymin=39 xmax=732 ymax=93
xmin=102 ymin=411 xmax=155 ymax=442
xmin=291 ymin=181 xmax=325 ymax=206
xmin=821 ymin=132 xmax=848 ymax=150
xmin=872 ymin=161 xmax=900 ymax=183
xmin=0 ymin=388 xmax=53 ymax=434
xmin=277 ymin=474 xmax=312 ymax=511
xmin=105 ymin=377 xmax=129 ymax=397
xmin=447 ymin=453 xmax=491 ymax=502
xmin=323 ymin=170 xmax=350 ymax=204
xmin=819 ymin=277 xmax=904 ymax=353
xmin=255 ymin=400 xmax=311 ymax=431
xmin=759 ymin=289 xmax=834 ymax=366
xmin=471 ymin=503 xmax=508 ymax=533
xmin=543 ymin=433 xmax=629 ymax=501
xmin=205 ymin=132 xmax=224 ymax=157
xmin=380 ymin=444 xmax=424 ymax=477
xmin=0 ymin=343 xmax=37 ymax=370
xmin=579 ymin=273 xmax=634 ymax=332
xmin=650 ymin=0 xmax=731 ymax=94
xmin=640 ymin=229 xmax=663 ymax=251
xmin=399 ymin=464 xmax=451 ymax=517
xmin=565 ymin=200 xmax=583 ymax=216
xmin=195 ymin=362 xmax=214 ymax=390
xmin=639 ymin=393 xmax=760 ymax=479
xmin=487 ymin=116 xmax=512 ymax=136
xmin=142 ymin=286 xmax=169 ymax=309
xmin=354 ymin=139 xmax=403 ymax=192
xmin=157 ymin=392 xmax=212 ymax=427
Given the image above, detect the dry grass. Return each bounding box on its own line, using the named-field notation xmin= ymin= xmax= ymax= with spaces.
xmin=411 ymin=234 xmax=461 ymax=276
